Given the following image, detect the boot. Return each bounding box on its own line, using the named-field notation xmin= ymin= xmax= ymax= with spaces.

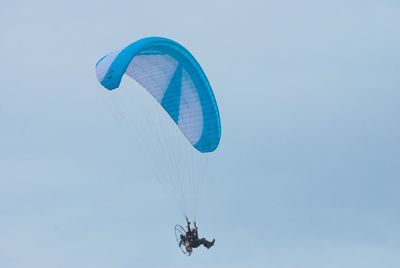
xmin=207 ymin=239 xmax=215 ymax=249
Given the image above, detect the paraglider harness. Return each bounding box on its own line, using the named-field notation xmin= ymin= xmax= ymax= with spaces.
xmin=183 ymin=218 xmax=198 ymax=244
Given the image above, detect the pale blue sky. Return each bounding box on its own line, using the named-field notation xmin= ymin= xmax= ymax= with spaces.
xmin=1 ymin=0 xmax=399 ymax=267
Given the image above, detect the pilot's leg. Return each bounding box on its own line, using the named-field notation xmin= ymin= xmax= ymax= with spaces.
xmin=199 ymin=238 xmax=215 ymax=249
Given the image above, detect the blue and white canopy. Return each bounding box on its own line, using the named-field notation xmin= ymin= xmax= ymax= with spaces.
xmin=96 ymin=37 xmax=221 ymax=153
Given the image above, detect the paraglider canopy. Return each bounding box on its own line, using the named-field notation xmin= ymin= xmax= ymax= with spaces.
xmin=96 ymin=37 xmax=221 ymax=153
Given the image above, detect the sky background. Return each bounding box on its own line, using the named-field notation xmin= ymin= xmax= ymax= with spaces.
xmin=1 ymin=0 xmax=400 ymax=267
